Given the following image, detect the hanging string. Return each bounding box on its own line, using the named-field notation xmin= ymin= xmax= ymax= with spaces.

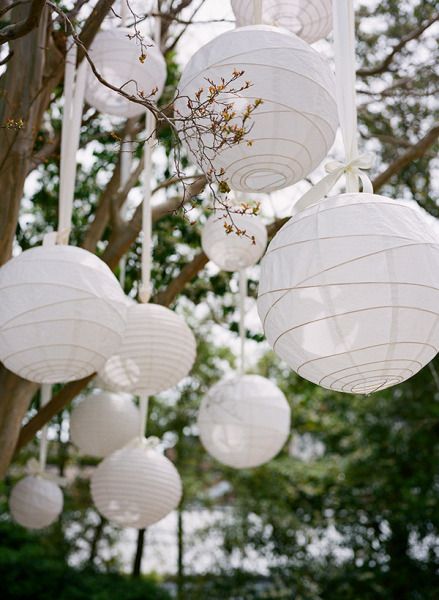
xmin=120 ymin=0 xmax=128 ymax=26
xmin=292 ymin=0 xmax=374 ymax=215
xmin=139 ymin=110 xmax=155 ymax=302
xmin=57 ymin=38 xmax=86 ymax=244
xmin=119 ymin=133 xmax=134 ymax=287
xmin=253 ymin=0 xmax=263 ymax=24
xmin=238 ymin=269 xmax=247 ymax=375
xmin=138 ymin=395 xmax=149 ymax=439
xmin=39 ymin=384 xmax=52 ymax=472
xmin=139 ymin=3 xmax=160 ymax=302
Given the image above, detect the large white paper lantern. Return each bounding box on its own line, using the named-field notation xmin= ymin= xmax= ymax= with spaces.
xmin=91 ymin=438 xmax=182 ymax=528
xmin=86 ymin=28 xmax=167 ymax=118
xmin=70 ymin=391 xmax=139 ymax=458
xmin=0 ymin=245 xmax=127 ymax=383
xmin=9 ymin=476 xmax=63 ymax=530
xmin=197 ymin=374 xmax=290 ymax=468
xmin=175 ymin=25 xmax=337 ymax=193
xmin=202 ymin=210 xmax=267 ymax=271
xmin=100 ymin=303 xmax=196 ymax=395
xmin=231 ymin=0 xmax=332 ymax=44
xmin=258 ymin=193 xmax=439 ymax=394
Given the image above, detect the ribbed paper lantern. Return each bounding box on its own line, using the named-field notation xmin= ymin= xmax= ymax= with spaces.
xmin=202 ymin=210 xmax=267 ymax=271
xmin=175 ymin=25 xmax=337 ymax=193
xmin=258 ymin=193 xmax=439 ymax=394
xmin=91 ymin=438 xmax=182 ymax=528
xmin=9 ymin=476 xmax=63 ymax=530
xmin=0 ymin=245 xmax=127 ymax=383
xmin=197 ymin=374 xmax=290 ymax=468
xmin=86 ymin=28 xmax=167 ymax=118
xmin=100 ymin=303 xmax=196 ymax=395
xmin=70 ymin=391 xmax=139 ymax=458
xmin=231 ymin=0 xmax=332 ymax=44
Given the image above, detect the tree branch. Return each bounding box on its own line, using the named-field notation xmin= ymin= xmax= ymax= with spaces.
xmin=372 ymin=124 xmax=439 ymax=192
xmin=15 ymin=375 xmax=95 ymax=451
xmin=0 ymin=0 xmax=45 ymax=44
xmin=357 ymin=14 xmax=439 ymax=77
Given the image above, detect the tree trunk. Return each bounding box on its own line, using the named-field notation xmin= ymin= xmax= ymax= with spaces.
xmin=177 ymin=506 xmax=184 ymax=600
xmin=132 ymin=528 xmax=146 ymax=577
xmin=0 ymin=366 xmax=38 ymax=477
xmin=0 ymin=4 xmax=49 ymax=265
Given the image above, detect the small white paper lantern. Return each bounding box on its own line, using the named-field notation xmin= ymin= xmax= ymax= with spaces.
xmin=231 ymin=0 xmax=332 ymax=44
xmin=100 ymin=303 xmax=196 ymax=395
xmin=90 ymin=438 xmax=182 ymax=529
xmin=9 ymin=476 xmax=63 ymax=530
xmin=70 ymin=391 xmax=139 ymax=458
xmin=0 ymin=245 xmax=127 ymax=383
xmin=197 ymin=374 xmax=291 ymax=468
xmin=175 ymin=25 xmax=337 ymax=193
xmin=201 ymin=210 xmax=267 ymax=271
xmin=258 ymin=193 xmax=439 ymax=394
xmin=86 ymin=28 xmax=167 ymax=118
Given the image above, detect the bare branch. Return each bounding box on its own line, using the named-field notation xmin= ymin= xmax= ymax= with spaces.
xmin=372 ymin=124 xmax=439 ymax=191
xmin=357 ymin=14 xmax=439 ymax=77
xmin=0 ymin=0 xmax=45 ymax=44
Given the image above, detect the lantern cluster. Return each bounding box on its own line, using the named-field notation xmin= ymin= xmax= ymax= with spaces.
xmin=6 ymin=0 xmax=439 ymax=539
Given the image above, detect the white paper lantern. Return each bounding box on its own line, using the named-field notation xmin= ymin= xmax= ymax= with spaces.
xmin=86 ymin=28 xmax=167 ymax=118
xmin=70 ymin=391 xmax=140 ymax=458
xmin=0 ymin=245 xmax=127 ymax=383
xmin=9 ymin=476 xmax=63 ymax=529
xmin=231 ymin=0 xmax=332 ymax=44
xmin=175 ymin=25 xmax=337 ymax=193
xmin=202 ymin=210 xmax=267 ymax=271
xmin=91 ymin=438 xmax=182 ymax=528
xmin=197 ymin=374 xmax=290 ymax=468
xmin=258 ymin=193 xmax=439 ymax=394
xmin=100 ymin=303 xmax=196 ymax=395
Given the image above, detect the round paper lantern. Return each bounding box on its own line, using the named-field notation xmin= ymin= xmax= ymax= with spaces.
xmin=70 ymin=391 xmax=139 ymax=458
xmin=100 ymin=303 xmax=196 ymax=395
xmin=258 ymin=193 xmax=439 ymax=394
xmin=197 ymin=374 xmax=290 ymax=468
xmin=0 ymin=245 xmax=127 ymax=383
xmin=9 ymin=476 xmax=63 ymax=529
xmin=86 ymin=28 xmax=167 ymax=118
xmin=175 ymin=25 xmax=337 ymax=193
xmin=91 ymin=439 xmax=182 ymax=528
xmin=231 ymin=0 xmax=332 ymax=44
xmin=202 ymin=210 xmax=267 ymax=271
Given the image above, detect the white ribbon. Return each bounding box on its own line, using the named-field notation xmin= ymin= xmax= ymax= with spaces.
xmin=253 ymin=0 xmax=263 ymax=24
xmin=39 ymin=383 xmax=51 ymax=472
xmin=138 ymin=394 xmax=149 ymax=438
xmin=139 ymin=112 xmax=155 ymax=303
xmin=126 ymin=435 xmax=161 ymax=451
xmin=238 ymin=269 xmax=247 ymax=375
xmin=57 ymin=39 xmax=86 ymax=245
xmin=25 ymin=458 xmax=67 ymax=487
xmin=293 ymin=0 xmax=374 ymax=215
xmin=293 ymin=153 xmax=375 ymax=214
xmin=139 ymin=2 xmax=160 ymax=303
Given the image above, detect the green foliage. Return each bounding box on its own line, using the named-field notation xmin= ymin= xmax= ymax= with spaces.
xmin=0 ymin=522 xmax=171 ymax=600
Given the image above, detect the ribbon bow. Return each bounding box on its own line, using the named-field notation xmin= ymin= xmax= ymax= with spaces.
xmin=126 ymin=435 xmax=161 ymax=451
xmin=293 ymin=152 xmax=375 ymax=215
xmin=25 ymin=458 xmax=67 ymax=487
